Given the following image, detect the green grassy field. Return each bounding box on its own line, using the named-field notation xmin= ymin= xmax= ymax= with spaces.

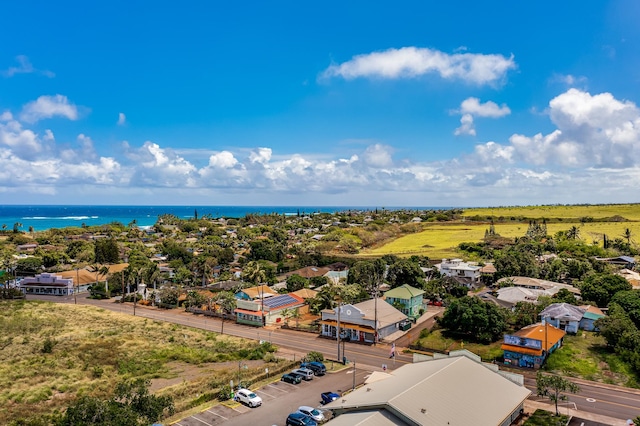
xmin=361 ymin=204 xmax=640 ymax=259
xmin=413 ymin=328 xmax=504 ymax=361
xmin=462 ymin=204 xmax=640 ymax=221
xmin=544 ymin=332 xmax=639 ymax=388
xmin=0 ymin=301 xmax=284 ymax=425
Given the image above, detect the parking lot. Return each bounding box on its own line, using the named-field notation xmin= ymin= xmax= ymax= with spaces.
xmin=172 ymin=364 xmax=373 ymax=426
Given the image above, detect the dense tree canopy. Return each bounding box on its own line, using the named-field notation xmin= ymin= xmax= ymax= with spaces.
xmin=94 ymin=238 xmax=120 ymax=263
xmin=56 ymin=379 xmax=174 ymax=426
xmin=579 ymin=273 xmax=632 ymax=307
xmin=385 ymin=259 xmax=425 ymax=289
xmin=438 ymin=296 xmax=508 ymax=343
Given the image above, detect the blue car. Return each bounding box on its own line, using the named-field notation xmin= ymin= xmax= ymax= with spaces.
xmin=321 ymin=391 xmax=340 ymax=405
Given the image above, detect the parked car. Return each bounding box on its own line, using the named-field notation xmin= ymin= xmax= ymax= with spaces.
xmin=290 ymin=368 xmax=314 ymax=381
xmin=298 ymin=406 xmax=325 ymax=422
xmin=320 ymin=391 xmax=340 ymax=405
xmin=301 ymin=361 xmax=326 ymax=376
xmin=281 ymin=373 xmax=302 ymax=384
xmin=286 ymin=412 xmax=317 ymax=426
xmin=234 ymin=388 xmax=262 ymax=407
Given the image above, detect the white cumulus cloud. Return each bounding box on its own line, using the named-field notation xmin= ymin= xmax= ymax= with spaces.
xmin=454 ymin=97 xmax=510 ymax=136
xmin=508 ymin=89 xmax=640 ymax=168
xmin=20 ymin=95 xmax=79 ymax=123
xmin=117 ymin=112 xmax=126 ymax=126
xmin=322 ymin=47 xmax=516 ymax=85
xmin=454 ymin=113 xmax=476 ymax=136
xmin=459 ymin=97 xmax=511 ymax=117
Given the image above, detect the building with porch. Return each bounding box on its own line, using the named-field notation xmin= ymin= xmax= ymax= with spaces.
xmin=502 ymin=322 xmax=565 ymax=369
xmin=383 ymin=284 xmax=426 ymax=320
xmin=234 ymin=293 xmax=305 ymax=326
xmin=19 ymin=273 xmax=75 ymax=296
xmin=320 ymin=299 xmax=408 ymax=343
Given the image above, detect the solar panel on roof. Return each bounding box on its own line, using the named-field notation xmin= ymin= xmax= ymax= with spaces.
xmin=263 ymin=294 xmax=298 ymax=309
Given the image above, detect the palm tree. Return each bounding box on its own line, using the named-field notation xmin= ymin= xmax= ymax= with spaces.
xmin=88 ymin=264 xmax=110 ymax=297
xmin=242 ymin=261 xmax=268 ymax=325
xmin=242 ymin=261 xmax=267 ymax=286
xmin=215 ymin=291 xmax=237 ymax=335
xmin=12 ymin=222 xmax=22 ymax=233
xmin=566 ymin=226 xmax=580 ymax=240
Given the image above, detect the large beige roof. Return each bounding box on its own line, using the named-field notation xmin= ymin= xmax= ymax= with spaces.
xmin=323 ymin=410 xmax=404 ymax=426
xmin=324 ymin=355 xmax=530 ymax=426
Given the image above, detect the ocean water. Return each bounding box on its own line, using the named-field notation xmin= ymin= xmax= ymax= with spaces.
xmin=0 ymin=205 xmax=380 ymax=231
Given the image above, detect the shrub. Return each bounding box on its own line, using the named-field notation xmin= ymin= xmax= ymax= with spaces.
xmin=306 ymin=351 xmax=324 ymax=362
xmin=41 ymin=338 xmax=56 ymax=354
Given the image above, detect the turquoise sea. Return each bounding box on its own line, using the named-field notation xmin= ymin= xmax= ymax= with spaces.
xmin=0 ymin=205 xmax=414 ymax=231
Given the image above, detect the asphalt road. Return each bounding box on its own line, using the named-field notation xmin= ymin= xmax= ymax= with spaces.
xmin=29 ymin=294 xmax=640 ymax=422
xmin=523 ymin=374 xmax=640 ymax=421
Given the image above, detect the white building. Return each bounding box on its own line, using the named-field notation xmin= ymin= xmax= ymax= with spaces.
xmin=435 ymin=258 xmax=481 ymax=286
xmin=19 ymin=273 xmax=75 ymax=296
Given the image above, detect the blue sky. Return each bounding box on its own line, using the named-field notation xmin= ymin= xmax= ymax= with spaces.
xmin=1 ymin=1 xmax=640 ymax=207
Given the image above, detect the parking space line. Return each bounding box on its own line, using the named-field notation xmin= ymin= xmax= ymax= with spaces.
xmin=192 ymin=415 xmax=214 ymax=426
xmin=256 ymin=389 xmax=276 ymax=398
xmin=206 ymin=409 xmax=228 ymax=420
xmin=267 ymin=383 xmax=289 ymax=392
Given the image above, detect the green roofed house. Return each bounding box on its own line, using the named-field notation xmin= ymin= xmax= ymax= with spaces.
xmin=384 ymin=284 xmax=426 ymax=320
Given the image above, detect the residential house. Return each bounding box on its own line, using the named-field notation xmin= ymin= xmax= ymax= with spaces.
xmin=539 ymin=303 xmax=586 ymax=334
xmin=579 ymin=305 xmax=606 ymax=332
xmin=434 ymin=258 xmax=481 ymax=287
xmin=383 ymin=284 xmax=426 ymax=320
xmin=502 ymin=322 xmax=565 ymax=369
xmin=19 ymin=273 xmax=75 ymax=296
xmin=595 ymin=255 xmax=637 ymax=269
xmin=320 ymin=299 xmax=408 ymax=343
xmin=235 ymin=285 xmax=278 ymax=301
xmin=324 ymin=355 xmax=530 ymax=426
xmin=234 ymin=293 xmax=305 ymax=326
xmin=496 ymin=276 xmax=581 ymax=297
xmin=16 ymin=243 xmax=38 ymax=252
xmin=618 ymin=268 xmax=640 ymax=289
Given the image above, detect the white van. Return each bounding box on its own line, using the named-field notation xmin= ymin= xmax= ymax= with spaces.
xmin=290 ymin=367 xmax=314 ymax=381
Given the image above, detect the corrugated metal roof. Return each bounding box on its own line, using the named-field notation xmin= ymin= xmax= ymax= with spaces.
xmin=384 ymin=284 xmax=425 ymax=300
xmin=324 ymin=356 xmax=530 ymax=426
xmin=324 ymin=410 xmax=404 ymax=426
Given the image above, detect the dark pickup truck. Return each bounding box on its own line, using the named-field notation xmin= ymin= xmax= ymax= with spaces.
xmin=321 ymin=391 xmax=340 ymax=405
xmin=301 ymin=361 xmax=326 ymax=376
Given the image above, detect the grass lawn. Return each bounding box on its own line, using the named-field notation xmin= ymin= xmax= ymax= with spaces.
xmin=0 ymin=300 xmax=288 ymax=425
xmin=543 ymin=332 xmax=640 ymax=388
xmin=413 ymin=328 xmax=504 ymax=362
xmin=359 ymin=204 xmax=640 ymax=259
xmin=463 ymin=204 xmax=640 ymax=221
xmin=523 ymin=409 xmax=569 ymax=426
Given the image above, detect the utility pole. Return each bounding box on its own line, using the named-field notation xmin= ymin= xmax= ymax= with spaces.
xmin=374 ymin=283 xmax=378 ymax=346
xmin=337 ymin=302 xmax=341 ymax=363
xmin=74 ymin=267 xmax=79 ymax=304
xmin=352 ymin=360 xmax=356 ymax=390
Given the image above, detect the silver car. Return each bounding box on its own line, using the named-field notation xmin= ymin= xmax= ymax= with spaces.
xmin=298 ymin=405 xmax=325 ymax=422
